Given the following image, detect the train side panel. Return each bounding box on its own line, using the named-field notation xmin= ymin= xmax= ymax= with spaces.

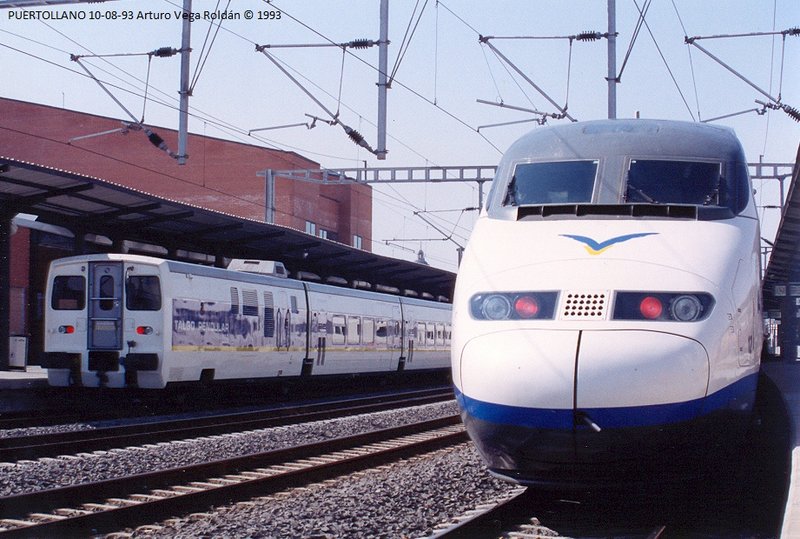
xmin=305 ymin=283 xmax=402 ymax=375
xmin=162 ymin=261 xmax=308 ymax=385
xmin=400 ymin=297 xmax=451 ymax=371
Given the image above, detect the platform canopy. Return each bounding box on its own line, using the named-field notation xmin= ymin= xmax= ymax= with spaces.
xmin=0 ymin=157 xmax=455 ymax=299
xmin=763 ymin=146 xmax=800 ymax=312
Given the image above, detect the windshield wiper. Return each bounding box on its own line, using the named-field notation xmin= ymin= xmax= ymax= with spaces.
xmin=626 ymin=183 xmax=659 ymax=204
xmin=503 ymin=176 xmax=518 ymax=206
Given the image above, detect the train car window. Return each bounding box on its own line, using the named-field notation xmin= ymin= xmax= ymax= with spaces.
xmin=505 ymin=160 xmax=597 ymax=206
xmin=230 ymin=287 xmax=239 ymax=315
xmin=290 ymin=296 xmax=299 ymax=314
xmin=242 ymin=289 xmax=259 ymax=316
xmin=126 ymin=276 xmax=161 ymax=311
xmin=426 ymin=324 xmax=435 ymax=343
xmin=626 ymin=160 xmax=722 ymax=207
xmin=436 ymin=324 xmax=444 ymax=346
xmin=363 ymin=318 xmax=375 ymax=344
xmin=416 ymin=323 xmax=426 ymax=345
xmin=332 ymin=315 xmax=346 ymax=345
xmin=99 ymin=276 xmax=115 ymax=311
xmin=52 ymin=275 xmax=86 ymax=310
xmin=263 ymin=292 xmax=275 ymax=338
xmin=347 ymin=317 xmax=361 ymax=345
xmin=375 ymin=320 xmax=387 ymax=343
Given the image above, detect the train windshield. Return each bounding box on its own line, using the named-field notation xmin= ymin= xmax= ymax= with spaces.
xmin=51 ymin=275 xmax=85 ymax=310
xmin=126 ymin=276 xmax=162 ymax=311
xmin=504 ymin=160 xmax=597 ymax=206
xmin=625 ymin=160 xmax=722 ymax=206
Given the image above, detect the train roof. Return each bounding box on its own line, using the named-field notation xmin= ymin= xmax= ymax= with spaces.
xmin=500 ymin=119 xmax=745 ymax=163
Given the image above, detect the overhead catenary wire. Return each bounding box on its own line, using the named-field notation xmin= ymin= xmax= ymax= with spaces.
xmin=189 ymin=0 xmax=231 ymax=93
xmin=0 ymin=19 xmax=478 ymax=266
xmin=388 ymin=0 xmax=430 ymax=86
xmin=617 ymin=0 xmax=652 ymax=81
xmin=631 ymin=0 xmax=695 ymax=121
xmin=264 ymin=0 xmax=503 ymax=155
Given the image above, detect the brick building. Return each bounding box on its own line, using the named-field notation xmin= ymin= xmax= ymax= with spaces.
xmin=0 ymin=97 xmax=373 ymax=364
xmin=0 ymin=97 xmax=372 ymax=247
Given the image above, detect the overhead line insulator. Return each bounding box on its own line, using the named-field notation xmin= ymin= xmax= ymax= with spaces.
xmin=348 ymin=39 xmax=376 ymax=49
xmin=576 ymin=31 xmax=603 ymax=42
xmin=152 ymin=47 xmax=178 ymax=58
xmin=783 ymin=105 xmax=800 ymax=123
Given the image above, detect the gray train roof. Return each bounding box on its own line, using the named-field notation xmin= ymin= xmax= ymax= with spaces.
xmin=499 ymin=119 xmax=745 ymax=164
xmin=0 ymin=156 xmax=455 ymax=300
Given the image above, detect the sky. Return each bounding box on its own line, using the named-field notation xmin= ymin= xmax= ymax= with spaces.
xmin=1 ymin=0 xmax=798 ymax=272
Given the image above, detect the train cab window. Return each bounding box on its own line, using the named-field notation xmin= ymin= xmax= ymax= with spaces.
xmin=52 ymin=276 xmax=86 ymax=310
xmin=99 ymin=276 xmax=116 ymax=311
xmin=505 ymin=160 xmax=597 ymax=206
xmin=625 ymin=160 xmax=722 ymax=207
xmin=126 ymin=276 xmax=161 ymax=311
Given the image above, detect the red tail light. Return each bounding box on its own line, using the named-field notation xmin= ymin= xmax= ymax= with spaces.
xmin=58 ymin=325 xmax=75 ymax=334
xmin=514 ymin=296 xmax=540 ymax=318
xmin=639 ymin=296 xmax=663 ymax=319
xmin=136 ymin=326 xmax=153 ymax=335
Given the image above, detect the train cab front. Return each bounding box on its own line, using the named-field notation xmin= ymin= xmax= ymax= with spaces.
xmin=44 ymin=257 xmax=165 ymax=389
xmin=454 ymin=323 xmax=758 ymax=489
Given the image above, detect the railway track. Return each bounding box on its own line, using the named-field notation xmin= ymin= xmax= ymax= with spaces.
xmin=0 ymin=415 xmax=466 ymax=537
xmin=431 ymin=489 xmax=669 ymax=539
xmin=0 ymin=387 xmax=453 ymax=461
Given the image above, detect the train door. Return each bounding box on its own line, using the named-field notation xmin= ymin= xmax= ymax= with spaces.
xmin=88 ymin=261 xmax=124 ymax=350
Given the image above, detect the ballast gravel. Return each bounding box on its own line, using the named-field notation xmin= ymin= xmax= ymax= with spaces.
xmin=0 ymin=400 xmax=461 ymax=497
xmin=128 ymin=444 xmax=518 ymax=539
xmin=0 ymin=400 xmax=521 ymax=537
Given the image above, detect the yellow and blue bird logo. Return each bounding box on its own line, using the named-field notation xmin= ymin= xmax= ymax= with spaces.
xmin=560 ymin=233 xmax=657 ymax=255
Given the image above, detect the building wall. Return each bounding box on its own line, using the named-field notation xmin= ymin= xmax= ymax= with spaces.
xmin=9 ymin=227 xmax=29 ymax=336
xmin=0 ymin=98 xmax=372 ymax=248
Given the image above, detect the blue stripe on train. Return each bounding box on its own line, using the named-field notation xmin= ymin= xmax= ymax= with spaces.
xmin=455 ymin=372 xmax=759 ymax=430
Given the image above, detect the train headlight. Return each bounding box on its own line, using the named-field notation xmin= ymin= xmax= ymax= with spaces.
xmin=470 ymin=292 xmax=557 ymax=320
xmin=669 ymin=295 xmax=703 ymax=321
xmin=613 ymin=292 xmax=713 ymax=321
xmin=514 ymin=296 xmax=540 ymax=318
xmin=481 ymin=295 xmax=512 ymax=320
xmin=639 ymin=296 xmax=663 ymax=319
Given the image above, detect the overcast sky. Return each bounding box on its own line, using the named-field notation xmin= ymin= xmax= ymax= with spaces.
xmin=1 ymin=0 xmax=798 ymax=270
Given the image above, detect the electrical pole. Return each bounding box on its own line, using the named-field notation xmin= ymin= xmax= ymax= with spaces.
xmin=177 ymin=0 xmax=191 ymax=164
xmin=607 ymin=0 xmax=617 ymax=119
xmin=376 ymin=0 xmax=389 ymax=160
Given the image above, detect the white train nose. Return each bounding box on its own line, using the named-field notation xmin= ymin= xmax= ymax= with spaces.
xmin=459 ymin=329 xmax=710 ymax=418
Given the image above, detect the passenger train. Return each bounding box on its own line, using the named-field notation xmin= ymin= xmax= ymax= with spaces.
xmin=452 ymin=119 xmax=763 ymax=488
xmin=42 ymin=254 xmax=451 ymax=388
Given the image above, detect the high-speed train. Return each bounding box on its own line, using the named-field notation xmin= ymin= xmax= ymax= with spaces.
xmin=452 ymin=119 xmax=763 ymax=487
xmin=42 ymin=254 xmax=451 ymax=388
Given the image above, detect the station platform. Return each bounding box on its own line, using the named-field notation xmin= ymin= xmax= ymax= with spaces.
xmin=762 ymin=360 xmax=800 ymax=537
xmin=0 ymin=365 xmax=48 ymax=390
